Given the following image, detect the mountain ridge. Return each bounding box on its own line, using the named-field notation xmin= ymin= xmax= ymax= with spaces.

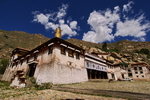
xmin=0 ymin=29 xmax=150 ymax=65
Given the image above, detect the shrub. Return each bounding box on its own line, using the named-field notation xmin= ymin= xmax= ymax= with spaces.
xmin=37 ymin=82 xmax=53 ymax=90
xmin=0 ymin=58 xmax=9 ymax=74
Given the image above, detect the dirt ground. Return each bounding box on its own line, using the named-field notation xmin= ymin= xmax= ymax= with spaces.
xmin=1 ymin=80 xmax=150 ymax=99
xmin=58 ymin=80 xmax=150 ymax=94
xmin=0 ymin=88 xmax=125 ymax=100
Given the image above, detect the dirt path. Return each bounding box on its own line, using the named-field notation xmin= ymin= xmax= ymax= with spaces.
xmin=52 ymin=86 xmax=150 ymax=100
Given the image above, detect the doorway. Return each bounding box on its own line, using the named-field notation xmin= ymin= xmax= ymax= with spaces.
xmin=87 ymin=69 xmax=108 ymax=79
xmin=28 ymin=64 xmax=37 ymax=77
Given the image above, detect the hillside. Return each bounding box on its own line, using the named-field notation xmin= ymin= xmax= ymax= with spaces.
xmin=0 ymin=29 xmax=49 ymax=58
xmin=66 ymin=39 xmax=150 ymax=65
xmin=0 ymin=29 xmax=150 ymax=65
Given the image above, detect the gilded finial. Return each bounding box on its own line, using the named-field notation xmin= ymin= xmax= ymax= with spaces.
xmin=55 ymin=27 xmax=62 ymax=38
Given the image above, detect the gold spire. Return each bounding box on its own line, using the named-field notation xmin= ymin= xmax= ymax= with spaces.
xmin=55 ymin=27 xmax=62 ymax=38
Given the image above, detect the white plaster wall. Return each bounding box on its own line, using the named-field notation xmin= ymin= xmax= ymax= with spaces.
xmin=114 ymin=67 xmax=122 ymax=80
xmin=53 ymin=47 xmax=88 ymax=84
xmin=107 ymin=73 xmax=112 ymax=79
xmin=131 ymin=65 xmax=148 ymax=80
xmin=35 ymin=46 xmax=88 ymax=84
xmin=34 ymin=49 xmax=55 ymax=83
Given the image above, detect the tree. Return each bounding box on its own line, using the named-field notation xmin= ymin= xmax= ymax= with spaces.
xmin=102 ymin=42 xmax=107 ymax=52
xmin=140 ymin=48 xmax=149 ymax=55
xmin=0 ymin=58 xmax=9 ymax=74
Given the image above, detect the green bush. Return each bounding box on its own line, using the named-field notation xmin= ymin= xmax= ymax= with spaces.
xmin=0 ymin=58 xmax=9 ymax=74
xmin=37 ymin=82 xmax=53 ymax=90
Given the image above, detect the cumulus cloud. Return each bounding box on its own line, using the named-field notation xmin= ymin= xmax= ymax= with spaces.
xmin=82 ymin=7 xmax=120 ymax=43
xmin=82 ymin=1 xmax=150 ymax=43
xmin=32 ymin=4 xmax=79 ymax=38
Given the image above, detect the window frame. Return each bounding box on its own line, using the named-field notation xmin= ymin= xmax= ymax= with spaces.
xmin=48 ymin=46 xmax=53 ymax=54
xmin=134 ymin=67 xmax=137 ymax=70
xmin=34 ymin=52 xmax=38 ymax=60
xmin=68 ymin=49 xmax=74 ymax=57
xmin=61 ymin=46 xmax=66 ymax=55
xmin=76 ymin=52 xmax=80 ymax=59
xmin=139 ymin=67 xmax=142 ymax=70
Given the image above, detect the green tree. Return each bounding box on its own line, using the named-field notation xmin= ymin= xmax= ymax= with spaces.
xmin=0 ymin=58 xmax=9 ymax=74
xmin=140 ymin=48 xmax=149 ymax=55
xmin=102 ymin=42 xmax=107 ymax=51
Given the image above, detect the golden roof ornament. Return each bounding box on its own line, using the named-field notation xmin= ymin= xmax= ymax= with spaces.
xmin=55 ymin=27 xmax=62 ymax=38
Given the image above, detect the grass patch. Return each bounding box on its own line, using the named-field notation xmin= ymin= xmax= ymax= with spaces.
xmin=58 ymin=80 xmax=150 ymax=94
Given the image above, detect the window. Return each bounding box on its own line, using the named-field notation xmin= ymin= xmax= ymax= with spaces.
xmin=34 ymin=53 xmax=38 ymax=60
xmin=128 ymin=69 xmax=131 ymax=72
xmin=140 ymin=71 xmax=143 ymax=74
xmin=135 ymin=71 xmax=138 ymax=74
xmin=134 ymin=67 xmax=137 ymax=70
xmin=139 ymin=67 xmax=142 ymax=70
xmin=68 ymin=49 xmax=74 ymax=57
xmin=16 ymin=62 xmax=18 ymax=67
xmin=87 ymin=62 xmax=90 ymax=67
xmin=61 ymin=46 xmax=66 ymax=55
xmin=76 ymin=52 xmax=80 ymax=59
xmin=93 ymin=64 xmax=95 ymax=68
xmin=128 ymin=73 xmax=132 ymax=77
xmin=12 ymin=63 xmax=15 ymax=68
xmin=26 ymin=57 xmax=29 ymax=63
xmin=21 ymin=60 xmax=23 ymax=65
xmin=48 ymin=46 xmax=53 ymax=54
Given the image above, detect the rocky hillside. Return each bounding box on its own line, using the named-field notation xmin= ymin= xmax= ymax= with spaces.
xmin=67 ymin=39 xmax=150 ymax=65
xmin=0 ymin=29 xmax=49 ymax=58
xmin=1 ymin=29 xmax=150 ymax=65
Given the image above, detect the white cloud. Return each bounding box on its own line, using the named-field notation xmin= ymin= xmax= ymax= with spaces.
xmin=70 ymin=21 xmax=77 ymax=29
xmin=82 ymin=7 xmax=120 ymax=43
xmin=32 ymin=12 xmax=49 ymax=25
xmin=32 ymin=4 xmax=79 ymax=38
xmin=82 ymin=1 xmax=150 ymax=43
xmin=57 ymin=4 xmax=68 ymax=19
xmin=115 ymin=14 xmax=150 ymax=38
xmin=123 ymin=1 xmax=134 ymax=12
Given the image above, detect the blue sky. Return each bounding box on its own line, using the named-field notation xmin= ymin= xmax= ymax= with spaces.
xmin=0 ymin=0 xmax=150 ymax=43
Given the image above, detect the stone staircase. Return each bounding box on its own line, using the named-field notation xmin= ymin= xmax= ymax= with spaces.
xmin=10 ymin=70 xmax=26 ymax=88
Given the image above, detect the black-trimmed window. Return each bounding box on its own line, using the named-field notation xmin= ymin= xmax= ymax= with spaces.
xmin=87 ymin=62 xmax=90 ymax=67
xmin=21 ymin=60 xmax=23 ymax=65
xmin=134 ymin=67 xmax=137 ymax=70
xmin=68 ymin=49 xmax=74 ymax=57
xmin=26 ymin=57 xmax=29 ymax=63
xmin=140 ymin=71 xmax=143 ymax=74
xmin=128 ymin=69 xmax=131 ymax=72
xmin=12 ymin=63 xmax=15 ymax=68
xmin=139 ymin=67 xmax=142 ymax=70
xmin=128 ymin=73 xmax=132 ymax=77
xmin=48 ymin=46 xmax=53 ymax=54
xmin=61 ymin=46 xmax=66 ymax=55
xmin=16 ymin=62 xmax=18 ymax=67
xmin=34 ymin=53 xmax=38 ymax=60
xmin=135 ymin=71 xmax=138 ymax=74
xmin=76 ymin=52 xmax=80 ymax=59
